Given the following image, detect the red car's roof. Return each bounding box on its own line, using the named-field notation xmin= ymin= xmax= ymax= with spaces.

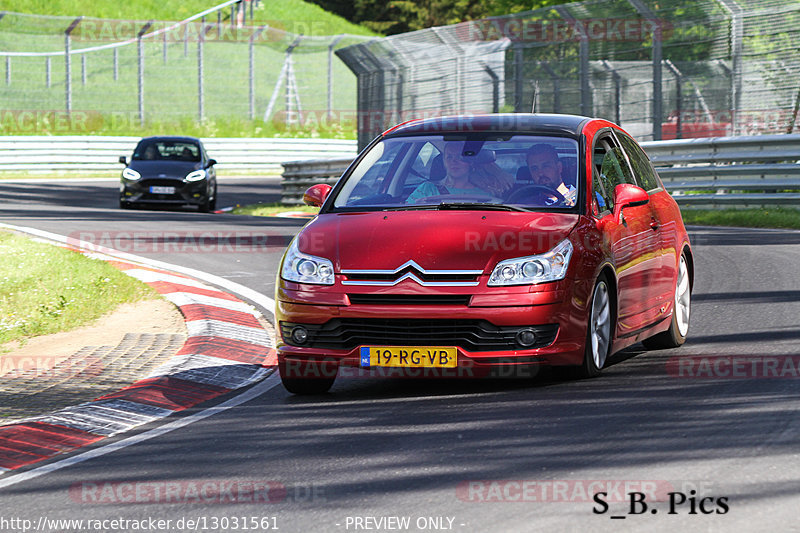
xmin=383 ymin=113 xmax=591 ymax=138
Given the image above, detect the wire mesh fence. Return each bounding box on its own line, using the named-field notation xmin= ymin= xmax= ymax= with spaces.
xmin=0 ymin=7 xmax=369 ymax=135
xmin=336 ymin=0 xmax=800 ymax=148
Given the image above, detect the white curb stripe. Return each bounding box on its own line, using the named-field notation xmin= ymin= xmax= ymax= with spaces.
xmin=26 ymin=400 xmax=174 ymax=437
xmin=147 ymin=354 xmax=270 ymax=390
xmin=164 ymin=292 xmax=257 ymax=314
xmin=125 ymin=269 xmax=212 ymax=290
xmin=185 ymin=320 xmax=272 ymax=346
xmin=0 ymin=373 xmax=282 ymax=490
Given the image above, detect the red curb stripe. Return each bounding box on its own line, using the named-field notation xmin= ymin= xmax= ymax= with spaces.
xmin=177 ymin=337 xmax=270 ymax=365
xmin=0 ymin=445 xmax=48 ymax=470
xmin=96 ymin=377 xmax=230 ymax=411
xmin=147 ymin=281 xmax=239 ymax=301
xmin=179 ymin=304 xmax=262 ymax=328
xmin=264 ymin=348 xmax=278 ymax=367
xmin=0 ymin=423 xmax=103 ymax=469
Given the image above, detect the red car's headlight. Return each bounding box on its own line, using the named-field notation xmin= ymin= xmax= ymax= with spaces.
xmin=488 ymin=239 xmax=573 ymax=286
xmin=280 ymin=238 xmax=335 ymax=285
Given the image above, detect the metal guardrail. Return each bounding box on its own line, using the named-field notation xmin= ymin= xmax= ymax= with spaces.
xmin=640 ymin=134 xmax=800 ymax=207
xmin=0 ymin=136 xmax=357 ymax=174
xmin=280 ymin=157 xmax=353 ymax=205
xmin=278 ymin=134 xmax=800 ymax=207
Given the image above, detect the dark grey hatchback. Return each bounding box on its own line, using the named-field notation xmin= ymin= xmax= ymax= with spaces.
xmin=119 ymin=136 xmax=217 ymax=212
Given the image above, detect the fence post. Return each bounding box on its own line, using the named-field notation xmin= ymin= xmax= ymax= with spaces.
xmin=81 ymin=54 xmax=86 ymax=85
xmin=64 ymin=17 xmax=82 ymax=116
xmin=328 ymin=35 xmax=344 ymax=120
xmin=163 ymin=26 xmax=168 ymax=64
xmin=483 ymin=64 xmax=500 ymax=113
xmin=184 ymin=24 xmax=189 ymax=57
xmin=198 ymin=24 xmax=205 ymax=121
xmin=665 ymin=59 xmax=683 ymax=139
xmin=4 ymin=56 xmax=9 ymax=85
xmin=514 ymin=44 xmax=524 ymax=112
xmin=113 ymin=47 xmax=118 ymax=81
xmin=718 ymin=0 xmax=743 ymax=135
xmin=540 ymin=61 xmax=561 ymax=113
xmin=556 ymin=7 xmax=590 ymax=116
xmin=137 ymin=20 xmax=153 ymax=128
xmin=46 ymin=57 xmax=51 ymax=88
xmin=249 ymin=25 xmax=268 ymax=120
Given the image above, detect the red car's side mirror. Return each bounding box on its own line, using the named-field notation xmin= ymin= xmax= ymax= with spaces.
xmin=612 ymin=183 xmax=649 ymax=224
xmin=303 ymin=184 xmax=332 ymax=207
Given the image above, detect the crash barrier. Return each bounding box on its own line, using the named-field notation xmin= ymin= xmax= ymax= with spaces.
xmin=280 ymin=157 xmax=354 ymax=205
xmin=280 ymin=134 xmax=800 ymax=207
xmin=0 ymin=136 xmax=358 ymax=174
xmin=640 ymin=134 xmax=800 ymax=207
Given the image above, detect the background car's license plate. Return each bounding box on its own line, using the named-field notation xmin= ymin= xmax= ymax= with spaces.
xmin=360 ymin=346 xmax=457 ymax=368
xmin=149 ymin=186 xmax=175 ymax=194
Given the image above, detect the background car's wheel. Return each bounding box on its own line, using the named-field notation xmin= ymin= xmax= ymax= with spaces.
xmin=642 ymin=252 xmax=691 ymax=350
xmin=278 ymin=360 xmax=337 ymax=395
xmin=578 ymin=275 xmax=613 ymax=378
xmin=198 ymin=196 xmax=211 ymax=213
xmin=119 ymin=200 xmax=130 ymax=209
xmin=209 ymin=185 xmax=217 ymax=211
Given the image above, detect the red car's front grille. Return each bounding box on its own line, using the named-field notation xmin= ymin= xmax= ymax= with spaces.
xmin=347 ymin=294 xmax=471 ymax=306
xmin=281 ymin=319 xmax=558 ymax=352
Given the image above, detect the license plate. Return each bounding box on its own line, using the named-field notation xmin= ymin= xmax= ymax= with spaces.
xmin=360 ymin=346 xmax=457 ymax=368
xmin=149 ymin=186 xmax=175 ymax=194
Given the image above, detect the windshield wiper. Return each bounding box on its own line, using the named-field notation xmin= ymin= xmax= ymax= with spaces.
xmin=435 ymin=202 xmax=529 ymax=212
xmin=381 ymin=204 xmax=441 ymax=211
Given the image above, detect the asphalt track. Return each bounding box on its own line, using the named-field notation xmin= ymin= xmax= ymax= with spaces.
xmin=1 ymin=177 xmax=799 ymax=532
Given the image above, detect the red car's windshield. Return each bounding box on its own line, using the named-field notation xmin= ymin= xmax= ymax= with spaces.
xmin=331 ymin=135 xmax=580 ymax=211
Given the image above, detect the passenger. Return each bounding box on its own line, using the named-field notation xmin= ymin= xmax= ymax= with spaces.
xmin=407 ymin=143 xmax=512 ymax=203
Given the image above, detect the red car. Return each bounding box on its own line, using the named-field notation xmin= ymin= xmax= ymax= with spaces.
xmin=275 ymin=114 xmax=693 ymax=394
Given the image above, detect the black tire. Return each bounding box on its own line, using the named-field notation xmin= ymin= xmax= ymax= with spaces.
xmin=198 ymin=196 xmax=211 ymax=213
xmin=278 ymin=360 xmax=337 ymax=395
xmin=119 ymin=200 xmax=130 ymax=209
xmin=577 ymin=275 xmax=614 ymax=378
xmin=642 ymin=252 xmax=691 ymax=350
xmin=209 ymin=186 xmax=217 ymax=211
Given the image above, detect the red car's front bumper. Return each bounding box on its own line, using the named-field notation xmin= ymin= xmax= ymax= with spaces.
xmin=275 ymin=277 xmax=593 ymax=377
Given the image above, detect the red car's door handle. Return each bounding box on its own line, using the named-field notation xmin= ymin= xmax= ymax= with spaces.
xmin=650 ymin=217 xmax=659 ymax=231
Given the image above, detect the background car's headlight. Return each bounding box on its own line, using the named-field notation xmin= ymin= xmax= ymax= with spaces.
xmin=488 ymin=239 xmax=573 ymax=286
xmin=185 ymin=169 xmax=207 ymax=182
xmin=122 ymin=168 xmax=141 ymax=181
xmin=281 ymin=239 xmax=335 ymax=285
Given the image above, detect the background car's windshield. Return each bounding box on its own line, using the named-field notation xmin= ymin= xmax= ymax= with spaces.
xmin=332 ymin=135 xmax=579 ymax=210
xmin=133 ymin=140 xmax=201 ymax=162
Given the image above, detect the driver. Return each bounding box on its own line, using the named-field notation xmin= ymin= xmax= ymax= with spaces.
xmin=525 ymin=144 xmax=577 ymax=206
xmin=406 ymin=143 xmax=511 ymax=203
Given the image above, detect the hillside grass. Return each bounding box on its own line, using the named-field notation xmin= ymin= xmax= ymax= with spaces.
xmin=0 ymin=231 xmax=157 ymax=346
xmin=0 ymin=0 xmax=376 ymax=36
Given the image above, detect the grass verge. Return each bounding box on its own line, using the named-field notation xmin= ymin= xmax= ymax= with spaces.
xmin=680 ymin=207 xmax=800 ymax=230
xmin=231 ymin=202 xmax=318 ymax=216
xmin=0 ymin=230 xmax=156 ymax=346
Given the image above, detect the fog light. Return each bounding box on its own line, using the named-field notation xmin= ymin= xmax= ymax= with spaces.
xmin=515 ymin=329 xmax=537 ymax=347
xmin=290 ymin=326 xmax=309 ymax=345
